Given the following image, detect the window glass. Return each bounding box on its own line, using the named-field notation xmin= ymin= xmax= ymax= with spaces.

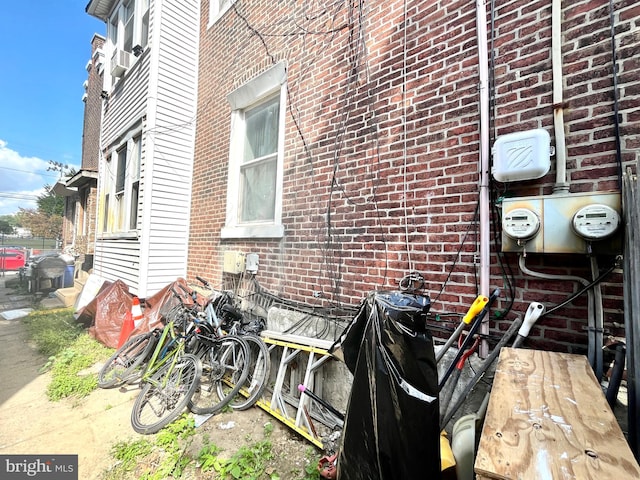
xmin=124 ymin=1 xmax=135 ymax=51
xmin=243 ymin=97 xmax=279 ymax=162
xmin=129 ymin=136 xmax=141 ymax=230
xmin=240 ymin=157 xmax=277 ymax=222
xmin=116 ymin=147 xmax=127 ymax=194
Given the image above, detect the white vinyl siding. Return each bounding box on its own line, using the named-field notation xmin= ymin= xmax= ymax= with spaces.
xmin=94 ymin=0 xmax=199 ymax=297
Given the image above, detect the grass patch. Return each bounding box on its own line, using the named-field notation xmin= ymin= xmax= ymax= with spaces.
xmin=22 ymin=307 xmax=113 ymax=400
xmin=23 ymin=308 xmax=84 ymax=357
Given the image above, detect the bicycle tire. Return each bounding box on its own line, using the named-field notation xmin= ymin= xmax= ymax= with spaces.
xmin=98 ymin=331 xmax=157 ymax=388
xmin=131 ymin=353 xmax=202 ymax=434
xmin=221 ymin=334 xmax=270 ymax=410
xmin=189 ymin=335 xmax=249 ymax=415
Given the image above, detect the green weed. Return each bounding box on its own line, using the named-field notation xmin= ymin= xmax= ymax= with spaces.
xmin=210 ymin=422 xmax=276 ymax=480
xmin=111 ymin=439 xmax=154 ymax=472
xmin=23 ymin=308 xmax=84 ymax=357
xmin=22 ymin=308 xmax=112 ymax=400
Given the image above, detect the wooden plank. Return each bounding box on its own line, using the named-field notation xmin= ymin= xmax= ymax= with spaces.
xmin=475 ymin=348 xmax=640 ymax=479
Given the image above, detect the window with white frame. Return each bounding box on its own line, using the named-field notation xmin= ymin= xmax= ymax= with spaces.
xmin=209 ymin=0 xmax=235 ymax=26
xmin=108 ymin=0 xmax=149 ymax=82
xmin=100 ymin=134 xmax=142 ymax=236
xmin=222 ymin=62 xmax=287 ymax=239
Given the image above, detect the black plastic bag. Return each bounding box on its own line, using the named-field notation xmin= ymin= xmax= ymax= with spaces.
xmin=331 ymin=291 xmax=441 ymax=480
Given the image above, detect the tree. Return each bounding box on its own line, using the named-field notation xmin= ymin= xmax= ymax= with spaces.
xmin=37 ymin=186 xmax=65 ymax=217
xmin=17 ymin=208 xmax=62 ymax=240
xmin=0 ymin=215 xmax=19 ymax=229
xmin=14 ymin=163 xmax=76 ymax=241
xmin=0 ymin=219 xmax=13 ymax=235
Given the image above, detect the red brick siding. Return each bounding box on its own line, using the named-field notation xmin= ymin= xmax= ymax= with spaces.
xmin=190 ymin=0 xmax=638 ymax=353
xmin=81 ymin=35 xmax=105 ymax=172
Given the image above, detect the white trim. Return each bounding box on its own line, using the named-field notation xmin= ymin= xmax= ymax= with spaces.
xmin=207 ymin=0 xmax=236 ymax=28
xmin=222 ymin=62 xmax=287 ymax=240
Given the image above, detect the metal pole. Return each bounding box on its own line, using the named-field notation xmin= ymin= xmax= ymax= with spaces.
xmin=476 ymin=0 xmax=491 ymax=357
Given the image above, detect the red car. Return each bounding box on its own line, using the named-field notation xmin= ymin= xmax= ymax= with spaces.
xmin=0 ymin=248 xmax=26 ymax=271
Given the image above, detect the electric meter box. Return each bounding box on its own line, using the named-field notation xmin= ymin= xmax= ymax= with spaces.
xmin=492 ymin=129 xmax=551 ymax=182
xmin=223 ymin=251 xmax=246 ymax=274
xmin=501 ymin=192 xmax=622 ymax=254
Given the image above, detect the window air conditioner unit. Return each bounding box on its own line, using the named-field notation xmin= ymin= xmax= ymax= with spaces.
xmin=111 ymin=49 xmax=132 ymax=77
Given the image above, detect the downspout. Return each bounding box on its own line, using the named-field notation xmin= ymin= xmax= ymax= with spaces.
xmin=477 ymin=0 xmax=491 ymax=356
xmin=552 ymin=0 xmax=570 ymax=193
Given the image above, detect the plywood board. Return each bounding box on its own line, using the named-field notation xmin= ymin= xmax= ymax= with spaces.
xmin=475 ymin=348 xmax=640 ymax=479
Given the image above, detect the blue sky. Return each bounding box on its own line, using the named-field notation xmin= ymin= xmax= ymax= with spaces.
xmin=0 ymin=1 xmax=105 ymax=216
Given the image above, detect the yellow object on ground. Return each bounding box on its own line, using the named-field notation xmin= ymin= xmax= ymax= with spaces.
xmin=440 ymin=431 xmax=456 ymax=471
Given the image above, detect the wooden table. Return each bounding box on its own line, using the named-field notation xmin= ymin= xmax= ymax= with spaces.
xmin=475 ymin=348 xmax=640 ymax=479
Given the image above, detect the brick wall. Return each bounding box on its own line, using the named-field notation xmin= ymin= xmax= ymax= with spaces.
xmin=81 ymin=34 xmax=105 ymax=171
xmin=190 ymin=0 xmax=639 ymax=354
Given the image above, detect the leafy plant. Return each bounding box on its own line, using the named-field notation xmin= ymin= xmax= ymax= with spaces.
xmin=140 ymin=414 xmax=197 ymax=480
xmin=110 ymin=439 xmax=154 ymax=472
xmin=212 ymin=422 xmax=276 ymax=480
xmin=198 ymin=443 xmax=222 ymax=472
xmin=302 ymin=447 xmax=322 ymax=480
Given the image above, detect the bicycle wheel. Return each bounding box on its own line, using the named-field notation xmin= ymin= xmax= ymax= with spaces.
xmin=221 ymin=334 xmax=270 ymax=410
xmin=98 ymin=331 xmax=157 ymax=388
xmin=131 ymin=353 xmax=202 ymax=434
xmin=189 ymin=335 xmax=249 ymax=415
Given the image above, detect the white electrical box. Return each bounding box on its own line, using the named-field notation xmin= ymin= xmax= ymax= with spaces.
xmin=246 ymin=253 xmax=259 ymax=273
xmin=492 ymin=129 xmax=551 ymax=182
xmin=223 ymin=251 xmax=246 ymax=274
xmin=501 ymin=192 xmax=622 ymax=254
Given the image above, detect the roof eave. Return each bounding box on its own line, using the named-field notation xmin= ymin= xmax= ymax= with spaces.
xmin=85 ymin=0 xmax=116 ymax=21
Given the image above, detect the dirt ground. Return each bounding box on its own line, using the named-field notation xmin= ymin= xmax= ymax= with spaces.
xmin=0 ymin=274 xmax=322 ymax=480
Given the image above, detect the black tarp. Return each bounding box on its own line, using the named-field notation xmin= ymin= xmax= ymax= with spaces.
xmin=332 ymin=291 xmax=441 ymax=480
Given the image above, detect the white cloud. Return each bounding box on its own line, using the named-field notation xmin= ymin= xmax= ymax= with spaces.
xmin=0 ymin=139 xmax=58 ymax=216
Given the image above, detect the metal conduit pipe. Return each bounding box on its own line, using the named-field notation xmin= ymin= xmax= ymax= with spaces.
xmin=590 ymin=255 xmax=605 ymax=381
xmin=476 ymin=0 xmax=491 ymax=357
xmin=552 ymin=0 xmax=570 ymax=193
xmin=518 ymin=254 xmax=596 ymax=368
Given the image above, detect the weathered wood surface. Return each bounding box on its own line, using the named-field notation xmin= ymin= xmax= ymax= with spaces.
xmin=474 ymin=348 xmax=640 ymax=479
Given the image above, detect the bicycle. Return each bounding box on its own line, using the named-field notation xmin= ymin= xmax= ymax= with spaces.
xmin=219 ymin=298 xmax=271 ymax=411
xmin=185 ymin=276 xmax=252 ymax=415
xmin=98 ymin=288 xmax=200 ymax=389
xmin=130 ymin=301 xmax=203 ymax=434
xmin=98 ymin=329 xmax=159 ymax=388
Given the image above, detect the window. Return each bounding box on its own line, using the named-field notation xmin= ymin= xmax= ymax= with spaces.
xmin=222 ymin=62 xmax=287 ymax=239
xmin=100 ymin=133 xmax=142 ymax=236
xmin=209 ymin=0 xmax=236 ymax=26
xmin=107 ymin=0 xmax=150 ymax=83
xmin=115 ymin=146 xmax=127 ymax=195
xmin=129 ymin=136 xmax=141 ymax=230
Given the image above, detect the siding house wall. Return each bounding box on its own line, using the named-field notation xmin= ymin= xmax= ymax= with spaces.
xmin=189 ymin=0 xmax=639 ymax=353
xmin=93 ymin=0 xmax=200 ymax=297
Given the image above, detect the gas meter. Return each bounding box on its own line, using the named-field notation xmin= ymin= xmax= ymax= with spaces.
xmin=503 ymin=208 xmax=541 ymax=241
xmin=572 ymin=204 xmax=620 ymax=241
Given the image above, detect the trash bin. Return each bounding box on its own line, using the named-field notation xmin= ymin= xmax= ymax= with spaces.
xmin=63 ymin=264 xmax=75 ymax=288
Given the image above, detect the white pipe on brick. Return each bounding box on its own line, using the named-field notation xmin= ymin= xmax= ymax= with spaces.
xmin=476 ymin=0 xmax=491 ymax=357
xmin=552 ymin=0 xmax=570 ymax=193
xmin=518 ymin=254 xmax=596 ymax=368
